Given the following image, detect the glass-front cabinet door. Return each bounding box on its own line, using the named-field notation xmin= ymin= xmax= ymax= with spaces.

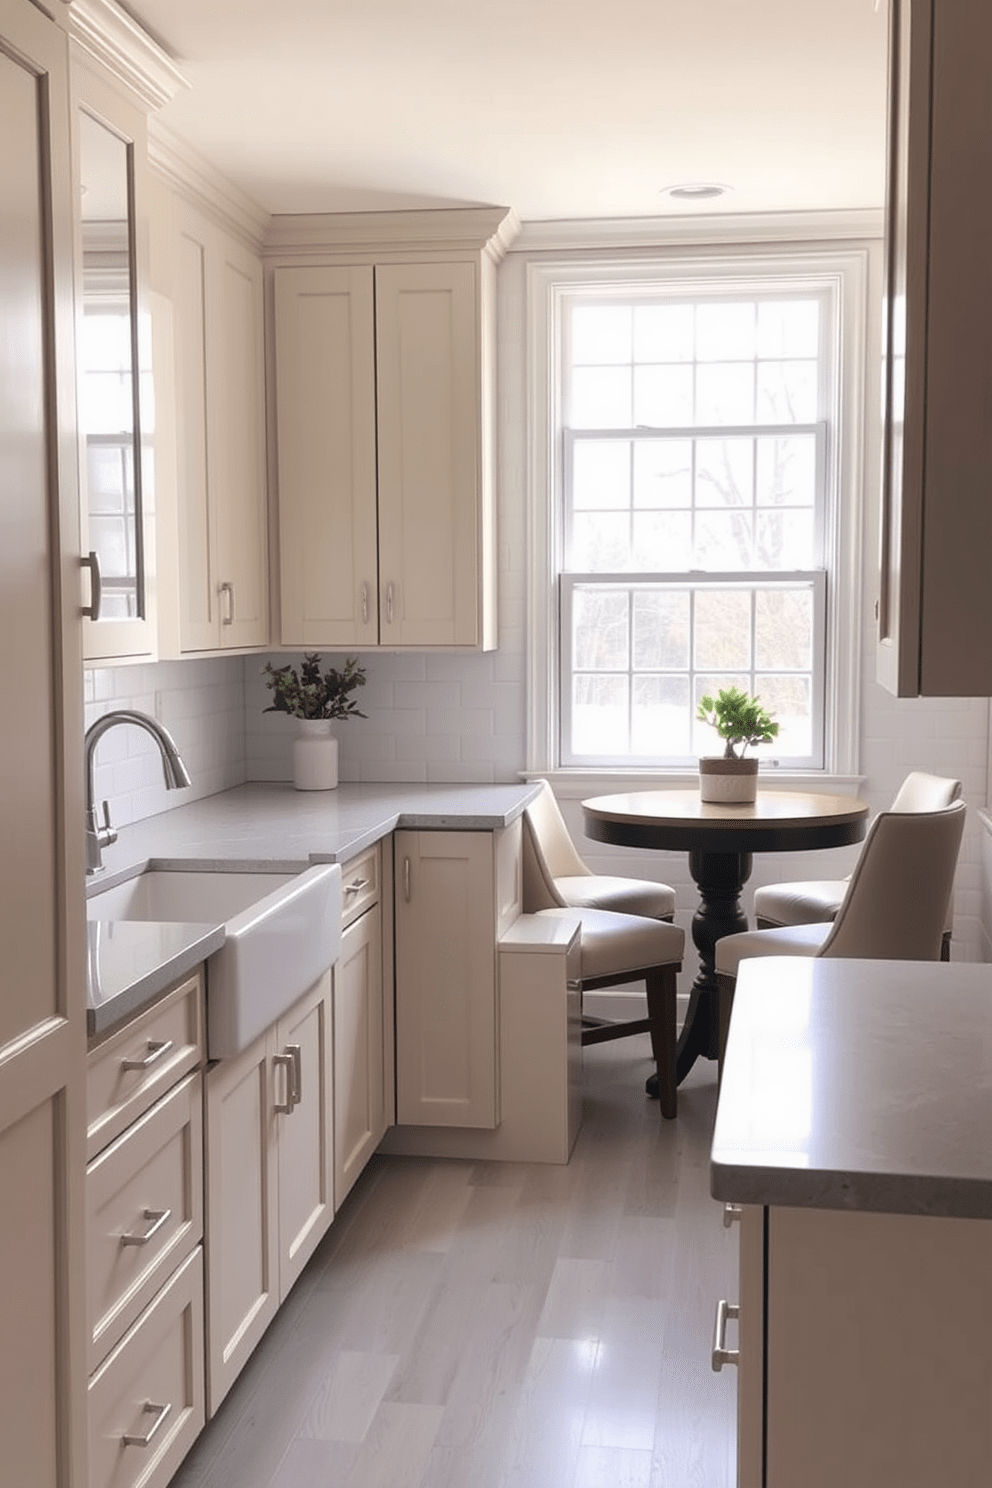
xmin=74 ymin=68 xmax=156 ymax=661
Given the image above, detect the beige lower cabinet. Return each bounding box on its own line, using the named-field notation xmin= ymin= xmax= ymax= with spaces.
xmin=204 ymin=972 xmax=333 ymax=1414
xmin=85 ymin=971 xmax=207 ymax=1488
xmin=334 ymin=845 xmax=387 ymax=1207
xmin=732 ymin=1203 xmax=992 ymax=1487
xmin=87 ymin=1247 xmax=204 ymax=1488
xmin=393 ymin=824 xmax=521 ymax=1129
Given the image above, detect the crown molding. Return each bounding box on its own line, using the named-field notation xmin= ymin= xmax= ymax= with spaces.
xmin=68 ymin=0 xmax=189 ymax=112
xmin=147 ymin=121 xmax=271 ymax=251
xmin=264 ymin=206 xmax=521 ymax=264
xmin=513 ymin=208 xmax=884 ymax=254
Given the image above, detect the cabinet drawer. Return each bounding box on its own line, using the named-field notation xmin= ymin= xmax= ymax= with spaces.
xmin=87 ymin=972 xmax=204 ymax=1160
xmin=341 ymin=844 xmax=380 ymax=927
xmin=88 ymin=1246 xmax=205 ymax=1488
xmin=86 ymin=1072 xmax=203 ymax=1371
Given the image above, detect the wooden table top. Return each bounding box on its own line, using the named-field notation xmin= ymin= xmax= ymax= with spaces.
xmin=582 ymin=788 xmax=869 ymax=855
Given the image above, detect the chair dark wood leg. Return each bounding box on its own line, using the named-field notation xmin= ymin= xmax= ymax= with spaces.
xmin=645 ymin=965 xmax=678 ymax=1119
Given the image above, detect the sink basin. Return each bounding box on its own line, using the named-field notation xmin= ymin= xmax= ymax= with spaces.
xmin=86 ymin=870 xmax=298 ymax=924
xmin=87 ymin=865 xmax=343 ymax=1059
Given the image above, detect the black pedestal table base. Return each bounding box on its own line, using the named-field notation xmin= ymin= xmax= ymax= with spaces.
xmin=645 ymin=848 xmax=752 ymax=1094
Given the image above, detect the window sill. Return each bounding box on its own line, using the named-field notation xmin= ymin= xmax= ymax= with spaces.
xmin=521 ymin=768 xmax=866 ymax=801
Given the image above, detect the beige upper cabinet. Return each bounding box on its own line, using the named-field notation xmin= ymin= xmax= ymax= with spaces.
xmin=877 ymin=0 xmax=992 ymax=696
xmin=270 ymin=209 xmax=517 ymax=650
xmin=163 ymin=196 xmax=269 ymax=653
xmin=71 ymin=57 xmax=157 ymax=662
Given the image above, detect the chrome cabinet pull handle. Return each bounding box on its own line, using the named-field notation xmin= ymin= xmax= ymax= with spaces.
xmin=361 ymin=581 xmax=370 ymax=624
xmin=711 ymin=1298 xmax=740 ymax=1371
xmin=120 ymin=1207 xmax=172 ymax=1247
xmin=403 ymin=855 xmax=411 ymax=902
xmin=287 ymin=1043 xmax=302 ymax=1108
xmin=385 ymin=580 xmax=395 ymax=625
xmin=723 ymin=1203 xmax=743 ymax=1228
xmin=122 ymin=1400 xmax=172 ymax=1448
xmin=121 ymin=1039 xmax=174 ymax=1073
xmin=272 ymin=1051 xmax=294 ymax=1113
xmin=219 ymin=580 xmax=234 ymax=625
xmin=344 ymin=876 xmax=371 ymax=897
xmin=82 ymin=551 xmax=103 ymax=620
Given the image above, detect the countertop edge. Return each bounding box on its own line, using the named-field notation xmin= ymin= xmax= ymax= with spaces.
xmin=709 ymin=1160 xmax=992 ymax=1222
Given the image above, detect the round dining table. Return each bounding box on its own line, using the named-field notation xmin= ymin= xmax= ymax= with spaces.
xmin=581 ymin=788 xmax=869 ymax=1087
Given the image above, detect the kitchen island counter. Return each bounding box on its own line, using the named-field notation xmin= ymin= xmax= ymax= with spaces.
xmin=710 ymin=955 xmax=992 ymax=1220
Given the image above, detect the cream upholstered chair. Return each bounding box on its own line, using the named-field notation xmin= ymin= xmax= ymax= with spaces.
xmin=524 ymin=779 xmax=676 ymax=919
xmin=716 ymin=799 xmax=967 ymax=1062
xmin=521 ymin=793 xmax=684 ymax=1118
xmin=753 ymin=772 xmax=962 ymax=960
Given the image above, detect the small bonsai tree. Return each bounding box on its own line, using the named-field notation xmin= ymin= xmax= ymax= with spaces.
xmin=262 ymin=653 xmax=367 ymax=722
xmin=696 ymin=686 xmax=778 ymax=759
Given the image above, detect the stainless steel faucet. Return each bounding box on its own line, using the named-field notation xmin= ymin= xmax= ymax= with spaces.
xmin=84 ymin=709 xmax=192 ymax=874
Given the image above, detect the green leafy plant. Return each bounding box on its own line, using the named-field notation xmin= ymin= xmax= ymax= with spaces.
xmin=262 ymin=653 xmax=367 ymax=722
xmin=696 ymin=686 xmax=778 ymax=759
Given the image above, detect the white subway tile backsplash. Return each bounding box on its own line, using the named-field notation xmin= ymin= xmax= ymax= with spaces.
xmin=394 ymin=680 xmax=462 ymax=709
xmin=85 ymin=656 xmax=247 ymax=830
xmin=427 ymin=760 xmax=495 ymax=784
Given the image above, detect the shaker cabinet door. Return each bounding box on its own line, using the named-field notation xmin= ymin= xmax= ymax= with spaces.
xmin=273 ymin=264 xmax=378 ymax=647
xmin=877 ymin=0 xmax=992 ymax=695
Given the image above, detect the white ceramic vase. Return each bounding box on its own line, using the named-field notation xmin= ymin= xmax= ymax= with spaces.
xmin=293 ymin=719 xmax=338 ymax=790
xmin=698 ymin=755 xmax=759 ymax=804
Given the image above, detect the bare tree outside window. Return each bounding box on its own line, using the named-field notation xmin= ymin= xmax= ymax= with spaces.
xmin=560 ymin=293 xmax=827 ymax=768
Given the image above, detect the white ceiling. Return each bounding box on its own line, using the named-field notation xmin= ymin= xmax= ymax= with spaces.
xmin=121 ymin=0 xmax=891 ymax=223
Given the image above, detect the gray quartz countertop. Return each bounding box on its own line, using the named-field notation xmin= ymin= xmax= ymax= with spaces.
xmin=91 ymin=781 xmax=541 ymax=881
xmin=710 ymin=956 xmax=992 ymax=1220
xmin=86 ymin=919 xmax=225 ymax=1039
xmin=86 ymin=781 xmax=540 ymax=1037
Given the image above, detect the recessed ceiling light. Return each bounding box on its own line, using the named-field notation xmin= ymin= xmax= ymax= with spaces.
xmin=660 ymin=183 xmax=732 ymax=202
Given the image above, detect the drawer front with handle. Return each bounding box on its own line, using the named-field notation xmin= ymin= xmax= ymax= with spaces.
xmin=340 ymin=844 xmax=380 ymax=928
xmin=86 ymin=1072 xmax=203 ymax=1370
xmin=87 ymin=971 xmax=204 ymax=1160
xmin=87 ymin=1246 xmax=204 ymax=1488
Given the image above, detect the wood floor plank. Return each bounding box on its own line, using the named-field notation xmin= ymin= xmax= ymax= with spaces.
xmin=297 ymin=1350 xmax=400 ymax=1442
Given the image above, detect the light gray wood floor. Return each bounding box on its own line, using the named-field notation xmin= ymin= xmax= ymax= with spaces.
xmin=172 ymin=1041 xmax=738 ymax=1488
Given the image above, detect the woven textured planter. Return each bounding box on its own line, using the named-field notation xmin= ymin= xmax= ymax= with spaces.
xmin=698 ymin=755 xmax=759 ymax=804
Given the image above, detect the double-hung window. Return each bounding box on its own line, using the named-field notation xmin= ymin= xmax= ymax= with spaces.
xmin=531 ymin=247 xmax=867 ymax=777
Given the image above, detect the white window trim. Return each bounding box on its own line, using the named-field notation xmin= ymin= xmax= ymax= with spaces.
xmin=524 ymin=239 xmax=870 ymax=785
